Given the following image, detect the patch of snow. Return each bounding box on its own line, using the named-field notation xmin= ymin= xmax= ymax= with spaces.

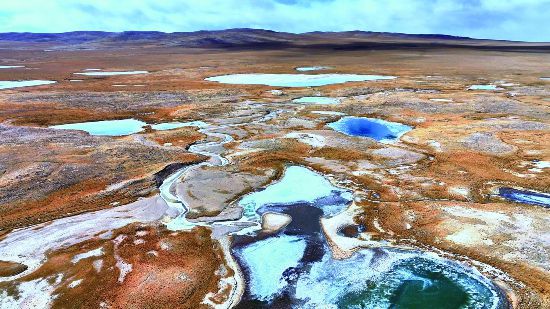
xmin=236 ymin=234 xmax=307 ymax=301
xmin=0 ymin=196 xmax=167 ymax=280
xmin=449 ymin=186 xmax=470 ymax=199
xmin=159 ymin=241 xmax=172 ymax=250
xmin=0 ymin=275 xmax=62 ymax=309
xmin=429 ymin=140 xmax=442 ymax=152
xmin=92 ymin=259 xmax=103 ymax=273
xmin=72 ymin=247 xmax=104 ymax=263
xmin=295 ymin=66 xmax=332 ymax=71
xmin=429 ymin=98 xmax=453 ymax=102
xmin=447 ymin=227 xmax=492 ymax=246
xmin=113 ymin=236 xmax=132 ymax=283
xmin=68 ymin=279 xmax=82 ymax=288
xmin=136 ymin=231 xmax=148 ymax=237
xmin=284 ymin=132 xmax=326 ymax=147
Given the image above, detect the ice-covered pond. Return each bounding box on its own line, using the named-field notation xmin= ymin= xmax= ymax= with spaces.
xmin=292 ymin=96 xmax=341 ymax=104
xmin=234 ymin=165 xmax=507 ymax=308
xmin=238 ymin=166 xmax=352 ymax=220
xmin=205 ymin=73 xmax=396 ymax=87
xmin=50 ymin=119 xmax=206 ymax=136
xmin=430 ymin=98 xmax=453 ymax=102
xmin=50 ymin=119 xmax=147 ymax=136
xmin=0 ymin=65 xmax=25 ymax=69
xmin=0 ymin=80 xmax=56 ymax=90
xmin=295 ymin=66 xmax=332 ymax=71
xmin=74 ymin=70 xmax=148 ymax=76
xmin=328 ymin=116 xmax=412 ymax=143
xmin=468 ymin=85 xmax=502 ymax=90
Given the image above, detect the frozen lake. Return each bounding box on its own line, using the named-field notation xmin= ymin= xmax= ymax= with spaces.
xmin=74 ymin=70 xmax=148 ymax=76
xmin=430 ymin=98 xmax=453 ymax=102
xmin=205 ymin=73 xmax=396 ymax=87
xmin=234 ymin=166 xmax=506 ymax=308
xmin=238 ymin=166 xmax=352 ymax=220
xmin=0 ymin=65 xmax=25 ymax=69
xmin=51 ymin=119 xmax=206 ymax=136
xmin=50 ymin=119 xmax=147 ymax=136
xmin=468 ymin=85 xmax=502 ymax=90
xmin=295 ymin=66 xmax=331 ymax=71
xmin=0 ymin=80 xmax=56 ymax=90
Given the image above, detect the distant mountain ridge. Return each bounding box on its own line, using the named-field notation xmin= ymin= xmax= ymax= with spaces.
xmin=0 ymin=29 xmax=289 ymax=43
xmin=1 ymin=29 xmax=548 ymax=50
xmin=0 ymin=29 xmax=477 ymax=44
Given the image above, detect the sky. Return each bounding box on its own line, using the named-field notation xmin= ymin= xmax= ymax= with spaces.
xmin=1 ymin=0 xmax=549 ymax=42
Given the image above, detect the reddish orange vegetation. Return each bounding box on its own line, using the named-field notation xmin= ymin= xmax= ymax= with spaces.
xmin=0 ymin=103 xmax=136 ymax=127
xmin=234 ymin=139 xmax=310 ymax=172
xmin=0 ymin=39 xmax=549 ymax=308
xmin=0 ymin=261 xmax=27 ymax=277
xmin=0 ymin=136 xmax=202 ymax=230
xmin=311 ymin=146 xmax=373 ymax=161
xmin=148 ymin=127 xmax=205 ymax=148
xmin=0 ymin=224 xmax=229 ymax=309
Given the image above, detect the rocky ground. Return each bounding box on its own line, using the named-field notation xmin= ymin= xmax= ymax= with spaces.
xmin=0 ymin=35 xmax=549 ymax=307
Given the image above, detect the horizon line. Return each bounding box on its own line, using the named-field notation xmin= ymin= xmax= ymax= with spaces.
xmin=1 ymin=28 xmax=547 ymax=44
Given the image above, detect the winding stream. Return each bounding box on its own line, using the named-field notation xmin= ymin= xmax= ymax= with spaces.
xmin=162 ymin=124 xmax=235 ymax=231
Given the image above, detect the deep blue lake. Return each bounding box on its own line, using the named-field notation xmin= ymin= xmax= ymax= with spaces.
xmin=328 ymin=116 xmax=412 ymax=142
xmin=499 ymin=187 xmax=550 ymax=208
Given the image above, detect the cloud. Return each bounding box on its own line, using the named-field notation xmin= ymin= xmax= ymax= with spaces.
xmin=0 ymin=0 xmax=549 ymax=41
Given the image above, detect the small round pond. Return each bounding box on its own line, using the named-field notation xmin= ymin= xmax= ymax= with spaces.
xmin=328 ymin=116 xmax=412 ymax=143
